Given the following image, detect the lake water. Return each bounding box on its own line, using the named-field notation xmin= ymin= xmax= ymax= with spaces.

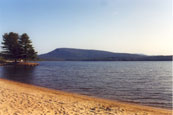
xmin=0 ymin=61 xmax=172 ymax=109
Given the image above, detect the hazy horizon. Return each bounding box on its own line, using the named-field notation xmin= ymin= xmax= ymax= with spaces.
xmin=0 ymin=0 xmax=172 ymax=55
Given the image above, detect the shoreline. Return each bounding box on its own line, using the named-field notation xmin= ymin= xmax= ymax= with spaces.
xmin=0 ymin=78 xmax=172 ymax=115
xmin=0 ymin=62 xmax=39 ymax=66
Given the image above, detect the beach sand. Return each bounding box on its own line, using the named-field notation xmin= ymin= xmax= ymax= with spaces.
xmin=0 ymin=78 xmax=172 ymax=115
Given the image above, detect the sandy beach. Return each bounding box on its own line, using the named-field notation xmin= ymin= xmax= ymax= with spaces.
xmin=0 ymin=78 xmax=172 ymax=115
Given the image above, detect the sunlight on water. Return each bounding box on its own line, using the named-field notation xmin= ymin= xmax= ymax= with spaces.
xmin=0 ymin=61 xmax=172 ymax=109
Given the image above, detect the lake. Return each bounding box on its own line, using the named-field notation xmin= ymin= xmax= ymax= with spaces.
xmin=0 ymin=61 xmax=172 ymax=109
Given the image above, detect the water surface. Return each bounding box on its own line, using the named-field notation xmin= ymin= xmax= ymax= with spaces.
xmin=0 ymin=61 xmax=172 ymax=109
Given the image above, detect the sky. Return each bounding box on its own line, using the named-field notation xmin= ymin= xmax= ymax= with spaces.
xmin=0 ymin=0 xmax=172 ymax=55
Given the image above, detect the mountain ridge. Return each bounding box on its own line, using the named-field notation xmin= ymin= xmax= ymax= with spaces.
xmin=38 ymin=48 xmax=172 ymax=61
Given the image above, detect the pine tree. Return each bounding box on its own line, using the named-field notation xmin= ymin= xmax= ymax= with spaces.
xmin=1 ymin=32 xmax=37 ymax=63
xmin=19 ymin=33 xmax=37 ymax=61
xmin=1 ymin=32 xmax=21 ymax=63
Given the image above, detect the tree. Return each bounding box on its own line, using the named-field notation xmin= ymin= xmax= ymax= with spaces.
xmin=1 ymin=32 xmax=21 ymax=63
xmin=19 ymin=33 xmax=37 ymax=61
xmin=1 ymin=32 xmax=37 ymax=63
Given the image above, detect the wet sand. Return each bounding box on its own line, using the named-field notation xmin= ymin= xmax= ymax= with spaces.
xmin=0 ymin=78 xmax=172 ymax=115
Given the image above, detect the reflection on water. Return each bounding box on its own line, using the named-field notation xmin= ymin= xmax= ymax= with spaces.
xmin=1 ymin=66 xmax=36 ymax=84
xmin=0 ymin=61 xmax=172 ymax=109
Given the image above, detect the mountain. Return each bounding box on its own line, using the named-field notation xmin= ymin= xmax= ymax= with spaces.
xmin=38 ymin=48 xmax=172 ymax=61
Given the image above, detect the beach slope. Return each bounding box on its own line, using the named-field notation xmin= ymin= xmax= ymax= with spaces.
xmin=0 ymin=78 xmax=172 ymax=115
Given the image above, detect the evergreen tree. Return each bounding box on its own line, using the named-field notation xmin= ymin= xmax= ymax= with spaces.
xmin=1 ymin=32 xmax=21 ymax=63
xmin=1 ymin=32 xmax=37 ymax=63
xmin=19 ymin=33 xmax=37 ymax=61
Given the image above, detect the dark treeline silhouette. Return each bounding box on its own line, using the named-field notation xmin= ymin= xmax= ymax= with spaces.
xmin=82 ymin=56 xmax=172 ymax=61
xmin=1 ymin=32 xmax=37 ymax=63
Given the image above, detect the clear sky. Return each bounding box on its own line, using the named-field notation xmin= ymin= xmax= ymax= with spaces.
xmin=0 ymin=0 xmax=172 ymax=55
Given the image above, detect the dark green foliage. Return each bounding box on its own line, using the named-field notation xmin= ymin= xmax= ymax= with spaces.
xmin=19 ymin=33 xmax=37 ymax=61
xmin=1 ymin=32 xmax=21 ymax=62
xmin=1 ymin=32 xmax=37 ymax=62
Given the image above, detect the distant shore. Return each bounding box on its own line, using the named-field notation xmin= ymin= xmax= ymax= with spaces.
xmin=0 ymin=62 xmax=39 ymax=66
xmin=0 ymin=78 xmax=172 ymax=115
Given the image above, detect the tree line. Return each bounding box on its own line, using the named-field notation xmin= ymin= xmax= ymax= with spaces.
xmin=0 ymin=32 xmax=37 ymax=63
